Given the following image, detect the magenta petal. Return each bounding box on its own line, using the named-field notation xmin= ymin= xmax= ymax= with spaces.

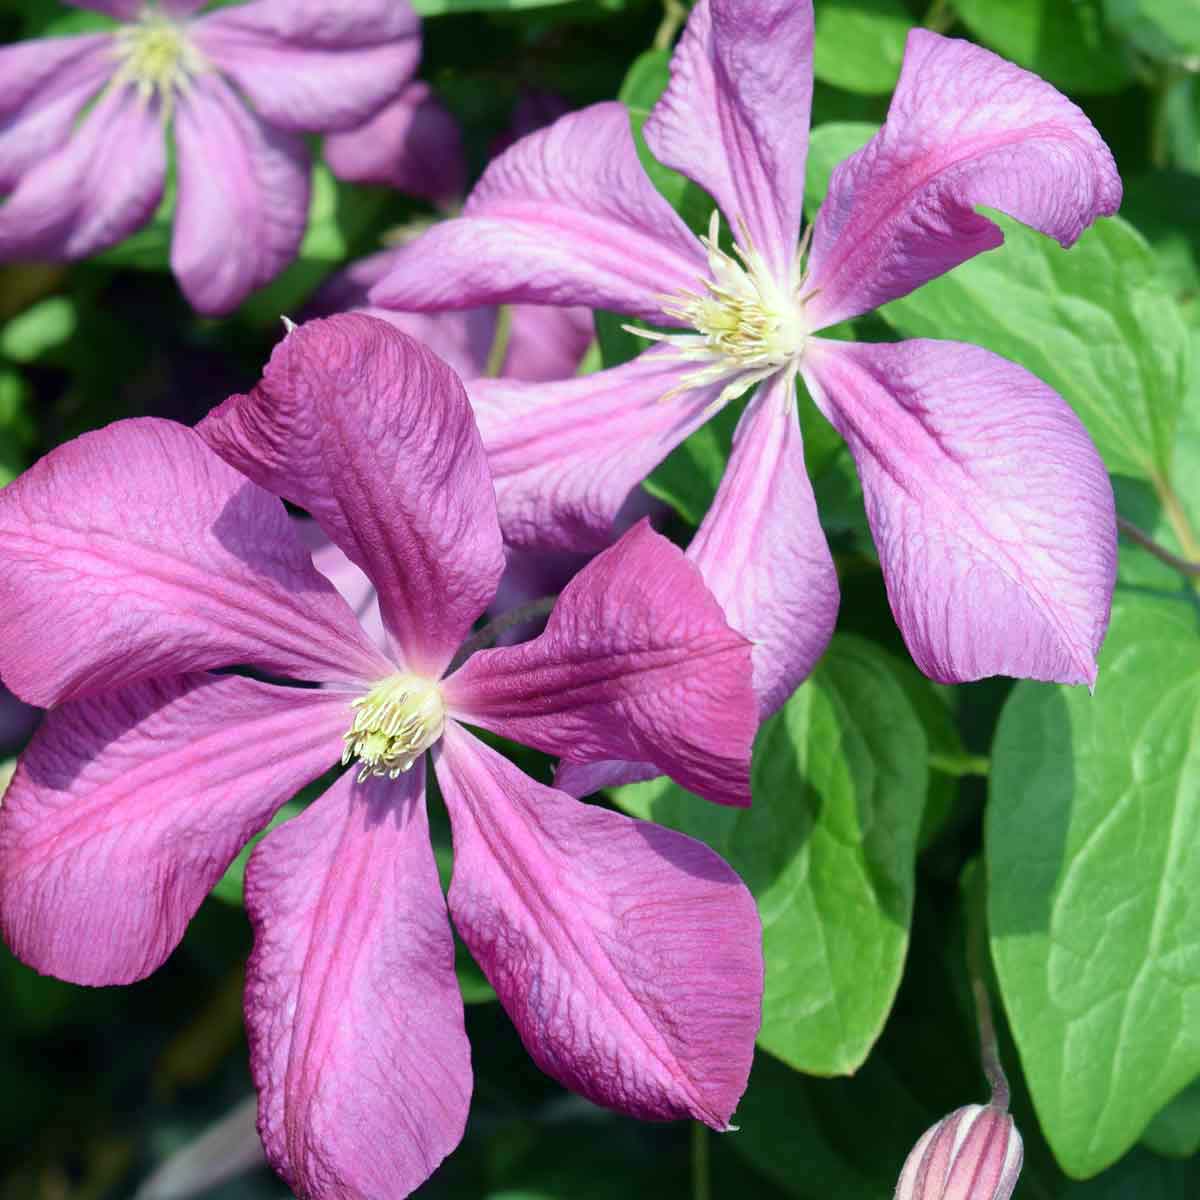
xmin=689 ymin=372 xmax=838 ymax=717
xmin=172 ymin=73 xmax=310 ymax=315
xmin=0 ymin=34 xmax=110 ymax=191
xmin=468 ymin=349 xmax=721 ymax=551
xmin=310 ymin=248 xmax=500 ymax=380
xmin=0 ymin=418 xmax=390 ymax=707
xmin=804 ymin=30 xmax=1122 ymax=329
xmin=245 ymin=766 xmax=472 ymax=1200
xmin=502 ymin=304 xmax=594 ymax=382
xmin=200 ymin=314 xmax=506 ymax=677
xmin=370 ymin=103 xmax=707 ymax=321
xmin=644 ymin=0 xmax=812 ymax=282
xmin=803 ymin=338 xmax=1116 ymax=685
xmin=444 ymin=521 xmax=756 ymax=807
xmin=194 ymin=0 xmax=419 ymax=133
xmin=297 ymin=520 xmax=388 ymax=654
xmin=0 ymin=82 xmax=165 ymax=260
xmin=324 ymin=81 xmax=466 ymax=206
xmin=0 ymin=673 xmax=346 ymax=985
xmin=436 ymin=725 xmax=761 ymax=1126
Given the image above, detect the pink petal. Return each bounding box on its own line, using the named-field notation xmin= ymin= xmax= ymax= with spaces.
xmin=0 ymin=418 xmax=390 ymax=707
xmin=296 ymin=519 xmax=387 ymax=654
xmin=435 ymin=724 xmax=761 ymax=1126
xmin=644 ymin=0 xmax=812 ymax=282
xmin=803 ymin=30 xmax=1122 ymax=329
xmin=0 ymin=33 xmax=111 ymax=191
xmin=0 ymin=82 xmax=165 ymax=260
xmin=0 ymin=673 xmax=346 ymax=985
xmin=369 ymin=103 xmax=707 ymax=322
xmin=171 ymin=73 xmax=310 ymax=315
xmin=444 ymin=521 xmax=756 ymax=808
xmin=553 ymin=757 xmax=659 ymax=799
xmin=309 ymin=247 xmax=500 ymax=380
xmin=194 ymin=0 xmax=419 ymax=133
xmin=467 ymin=349 xmax=721 ymax=551
xmin=802 ymin=338 xmax=1116 ymax=685
xmin=688 ymin=371 xmax=838 ymax=717
xmin=199 ymin=314 xmax=506 ymax=678
xmin=503 ymin=304 xmax=594 ymax=382
xmin=245 ymin=766 xmax=471 ymax=1200
xmin=324 ymin=80 xmax=466 ymax=206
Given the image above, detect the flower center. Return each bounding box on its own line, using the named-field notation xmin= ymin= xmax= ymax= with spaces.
xmin=667 ymin=213 xmax=808 ymax=370
xmin=628 ymin=212 xmax=810 ymax=407
xmin=341 ymin=674 xmax=446 ymax=782
xmin=112 ymin=9 xmax=205 ymax=106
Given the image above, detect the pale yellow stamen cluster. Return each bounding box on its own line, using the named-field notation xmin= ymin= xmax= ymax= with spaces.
xmin=112 ymin=8 xmax=207 ymax=111
xmin=341 ymin=674 xmax=446 ymax=783
xmin=629 ymin=212 xmax=813 ymax=407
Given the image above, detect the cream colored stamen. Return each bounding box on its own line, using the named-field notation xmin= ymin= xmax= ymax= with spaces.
xmin=341 ymin=674 xmax=446 ymax=783
xmin=112 ymin=9 xmax=207 ymax=110
xmin=627 ymin=212 xmax=811 ymax=407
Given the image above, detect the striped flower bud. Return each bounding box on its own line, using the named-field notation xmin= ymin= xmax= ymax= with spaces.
xmin=895 ymin=1104 xmax=1023 ymax=1200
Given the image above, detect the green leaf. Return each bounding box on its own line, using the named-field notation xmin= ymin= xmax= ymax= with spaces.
xmin=0 ymin=370 xmax=35 ymax=487
xmin=1105 ymin=0 xmax=1200 ymax=60
xmin=210 ymin=800 xmax=306 ymax=907
xmin=988 ymin=595 xmax=1200 ymax=1176
xmin=1141 ymin=1077 xmax=1200 ymax=1159
xmin=803 ymin=122 xmax=879 ymax=218
xmin=616 ymin=636 xmax=928 ymax=1074
xmin=813 ymin=0 xmax=912 ymax=95
xmin=880 ymin=213 xmax=1189 ymax=483
xmin=953 ymin=0 xmax=1134 ymax=94
xmin=0 ymin=297 xmax=77 ymax=363
xmin=640 ymin=398 xmax=743 ymax=527
xmin=729 ymin=894 xmax=988 ymax=1199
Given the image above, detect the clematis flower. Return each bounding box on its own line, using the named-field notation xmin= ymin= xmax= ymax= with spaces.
xmin=0 ymin=0 xmax=420 ymax=314
xmin=371 ymin=0 xmax=1121 ymax=710
xmin=324 ymin=79 xmax=466 ymax=209
xmin=0 ymin=314 xmax=763 ymax=1200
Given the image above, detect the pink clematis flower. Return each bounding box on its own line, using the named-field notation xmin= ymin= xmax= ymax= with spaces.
xmin=324 ymin=79 xmax=467 ymax=209
xmin=0 ymin=314 xmax=763 ymax=1200
xmin=0 ymin=0 xmax=420 ymax=313
xmin=371 ymin=0 xmax=1121 ymax=710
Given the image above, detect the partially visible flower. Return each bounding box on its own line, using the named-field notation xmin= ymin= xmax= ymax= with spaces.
xmin=311 ymin=245 xmax=594 ymax=383
xmin=0 ymin=1 xmax=420 ymax=313
xmin=325 ymin=80 xmax=466 ymax=209
xmin=371 ymin=0 xmax=1120 ymax=712
xmin=895 ymin=1105 xmax=1023 ymax=1200
xmin=0 ymin=314 xmax=763 ymax=1200
xmin=491 ymin=88 xmax=571 ymax=158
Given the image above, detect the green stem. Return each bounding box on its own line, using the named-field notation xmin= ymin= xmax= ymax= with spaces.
xmin=691 ymin=1121 xmax=711 ymax=1200
xmin=922 ymin=0 xmax=955 ymax=34
xmin=484 ymin=304 xmax=513 ymax=378
xmin=928 ymin=752 xmax=990 ymax=778
xmin=654 ymin=0 xmax=688 ymax=51
xmin=967 ymin=870 xmax=1009 ymax=1112
xmin=448 ymin=596 xmax=558 ymax=671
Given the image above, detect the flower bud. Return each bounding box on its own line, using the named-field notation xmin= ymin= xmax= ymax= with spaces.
xmin=895 ymin=1104 xmax=1023 ymax=1200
